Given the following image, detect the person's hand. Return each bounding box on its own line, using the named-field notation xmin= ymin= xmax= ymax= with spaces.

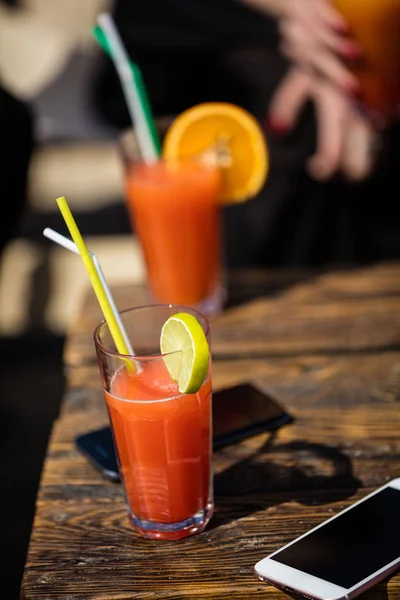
xmin=279 ymin=0 xmax=360 ymax=93
xmin=267 ymin=66 xmax=378 ymax=181
xmin=266 ymin=0 xmax=379 ymax=181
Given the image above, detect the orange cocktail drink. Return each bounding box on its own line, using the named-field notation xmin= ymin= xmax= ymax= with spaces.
xmin=124 ymin=159 xmax=224 ymax=314
xmin=94 ymin=305 xmax=213 ymax=540
xmin=334 ymin=0 xmax=400 ymax=121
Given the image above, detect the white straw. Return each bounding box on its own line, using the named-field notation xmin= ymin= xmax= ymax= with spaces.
xmin=97 ymin=12 xmax=157 ymax=163
xmin=43 ymin=227 xmax=135 ymax=355
xmin=44 ymin=227 xmax=77 ymax=254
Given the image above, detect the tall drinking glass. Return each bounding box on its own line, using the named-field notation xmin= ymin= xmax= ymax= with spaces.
xmin=93 ymin=304 xmax=214 ymax=540
xmin=333 ymin=0 xmax=400 ymax=123
xmin=119 ymin=130 xmax=226 ymax=315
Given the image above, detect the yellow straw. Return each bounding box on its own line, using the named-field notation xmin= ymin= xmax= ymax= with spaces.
xmin=56 ymin=197 xmax=133 ymax=363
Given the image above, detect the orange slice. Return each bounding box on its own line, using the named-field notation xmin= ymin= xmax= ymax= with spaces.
xmin=162 ymin=102 xmax=269 ymax=204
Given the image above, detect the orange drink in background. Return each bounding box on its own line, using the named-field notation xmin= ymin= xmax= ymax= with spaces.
xmin=120 ymin=102 xmax=269 ymax=314
xmin=333 ymin=0 xmax=400 ymax=120
xmin=94 ymin=304 xmax=213 ymax=541
xmin=125 ymin=159 xmax=223 ymax=312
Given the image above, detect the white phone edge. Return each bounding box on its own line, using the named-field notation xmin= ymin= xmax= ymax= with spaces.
xmin=254 ymin=478 xmax=400 ymax=600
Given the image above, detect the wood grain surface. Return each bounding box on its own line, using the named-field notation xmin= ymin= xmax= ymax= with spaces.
xmin=20 ymin=262 xmax=400 ymax=600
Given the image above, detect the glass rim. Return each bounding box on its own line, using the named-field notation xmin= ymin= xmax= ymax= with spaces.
xmin=102 ymin=373 xmax=211 ymax=405
xmin=120 ymin=154 xmax=219 ymax=172
xmin=93 ymin=303 xmax=211 ymax=361
xmin=118 ymin=128 xmax=219 ymax=170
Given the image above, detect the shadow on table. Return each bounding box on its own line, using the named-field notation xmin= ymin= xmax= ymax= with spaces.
xmin=211 ymin=434 xmax=362 ymax=529
xmin=225 ymin=268 xmax=320 ymax=310
xmin=372 ymin=581 xmax=391 ymax=600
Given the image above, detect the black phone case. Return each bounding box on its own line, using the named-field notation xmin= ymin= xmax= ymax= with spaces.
xmin=76 ymin=427 xmax=120 ymax=482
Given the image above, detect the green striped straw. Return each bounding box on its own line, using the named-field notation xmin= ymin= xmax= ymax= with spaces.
xmin=95 ymin=13 xmax=161 ymax=162
xmin=92 ymin=24 xmax=161 ymax=156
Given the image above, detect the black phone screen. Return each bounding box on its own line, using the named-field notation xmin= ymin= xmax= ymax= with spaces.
xmin=76 ymin=383 xmax=292 ymax=481
xmin=212 ymin=383 xmax=292 ymax=449
xmin=270 ymin=486 xmax=400 ymax=589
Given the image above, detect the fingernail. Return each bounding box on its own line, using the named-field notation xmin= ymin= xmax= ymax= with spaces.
xmin=343 ymin=44 xmax=361 ymax=60
xmin=265 ymin=116 xmax=289 ymax=136
xmin=331 ymin=20 xmax=348 ymax=34
xmin=345 ymin=79 xmax=361 ymax=97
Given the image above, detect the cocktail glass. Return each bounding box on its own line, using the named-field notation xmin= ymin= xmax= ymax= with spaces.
xmin=334 ymin=0 xmax=400 ymax=123
xmin=93 ymin=304 xmax=214 ymax=540
xmin=119 ymin=130 xmax=226 ymax=315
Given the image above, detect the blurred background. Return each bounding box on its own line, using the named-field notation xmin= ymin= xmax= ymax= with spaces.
xmin=2 ymin=0 xmax=400 ymax=595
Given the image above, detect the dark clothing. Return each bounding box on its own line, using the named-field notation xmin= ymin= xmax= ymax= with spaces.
xmin=227 ymin=95 xmax=400 ymax=268
xmin=108 ymin=0 xmax=276 ymax=49
xmin=92 ymin=0 xmax=279 ymax=126
xmin=0 ymin=85 xmax=34 ymax=255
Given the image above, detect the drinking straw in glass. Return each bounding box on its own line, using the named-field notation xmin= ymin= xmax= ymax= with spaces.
xmin=42 ymin=227 xmax=134 ymax=356
xmin=96 ymin=12 xmax=158 ymax=163
xmin=55 ymin=196 xmax=134 ymax=359
xmin=92 ymin=24 xmax=161 ymax=156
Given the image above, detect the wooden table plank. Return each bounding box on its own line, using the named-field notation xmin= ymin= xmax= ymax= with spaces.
xmin=20 ymin=263 xmax=400 ymax=600
xmin=64 ymin=263 xmax=400 ymax=379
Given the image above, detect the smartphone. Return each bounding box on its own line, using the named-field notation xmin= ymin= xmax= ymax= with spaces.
xmin=212 ymin=382 xmax=293 ymax=449
xmin=76 ymin=425 xmax=120 ymax=482
xmin=75 ymin=382 xmax=293 ymax=481
xmin=254 ymin=478 xmax=400 ymax=600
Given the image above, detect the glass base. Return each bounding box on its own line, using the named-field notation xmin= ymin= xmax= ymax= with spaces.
xmin=194 ymin=283 xmax=226 ymax=316
xmin=128 ymin=502 xmax=214 ymax=540
xmin=148 ymin=282 xmax=226 ymax=318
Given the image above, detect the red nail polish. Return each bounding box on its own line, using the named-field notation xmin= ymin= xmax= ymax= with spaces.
xmin=332 ymin=20 xmax=349 ymax=34
xmin=265 ymin=116 xmax=288 ymax=136
xmin=345 ymin=80 xmax=361 ymax=97
xmin=344 ymin=45 xmax=361 ymax=60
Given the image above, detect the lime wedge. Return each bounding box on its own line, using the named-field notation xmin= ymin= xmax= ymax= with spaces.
xmin=160 ymin=312 xmax=210 ymax=394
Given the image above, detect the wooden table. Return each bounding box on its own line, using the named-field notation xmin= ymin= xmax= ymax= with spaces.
xmin=20 ymin=262 xmax=400 ymax=600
